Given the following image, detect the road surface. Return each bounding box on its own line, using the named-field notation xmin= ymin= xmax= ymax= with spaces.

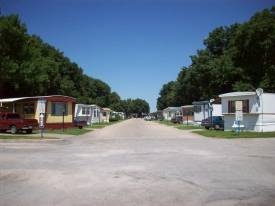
xmin=1 ymin=119 xmax=275 ymax=206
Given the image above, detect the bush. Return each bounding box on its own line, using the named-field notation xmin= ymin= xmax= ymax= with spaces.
xmin=110 ymin=114 xmax=121 ymax=122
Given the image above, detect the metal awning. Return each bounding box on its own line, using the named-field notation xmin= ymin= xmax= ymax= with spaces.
xmin=0 ymin=97 xmax=32 ymax=103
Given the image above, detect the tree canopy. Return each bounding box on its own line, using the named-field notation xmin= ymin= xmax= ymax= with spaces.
xmin=157 ymin=7 xmax=275 ymax=110
xmin=110 ymin=98 xmax=149 ymax=117
xmin=0 ymin=14 xmax=150 ymax=114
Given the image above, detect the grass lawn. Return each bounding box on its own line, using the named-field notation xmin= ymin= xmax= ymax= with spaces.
xmin=0 ymin=135 xmax=58 ymax=140
xmin=175 ymin=125 xmax=202 ymax=130
xmin=155 ymin=120 xmax=202 ymax=130
xmin=45 ymin=120 xmax=123 ymax=135
xmin=193 ymin=130 xmax=275 ymax=138
xmin=90 ymin=123 xmax=108 ymax=129
xmin=155 ymin=120 xmax=177 ymax=126
xmin=0 ymin=127 xmax=90 ymax=139
xmin=90 ymin=120 xmax=123 ymax=129
xmin=0 ymin=121 xmax=124 ymax=139
xmin=45 ymin=128 xmax=91 ymax=135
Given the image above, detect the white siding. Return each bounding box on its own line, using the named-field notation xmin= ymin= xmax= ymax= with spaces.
xmin=224 ymin=114 xmax=275 ymax=132
xmin=255 ymin=114 xmax=275 ymax=132
xmin=262 ymin=93 xmax=275 ymax=113
xmin=163 ymin=111 xmax=177 ymax=120
xmin=91 ymin=106 xmax=100 ymax=124
xmin=75 ymin=104 xmax=101 ymax=125
xmin=162 ymin=107 xmax=181 ymax=121
xmin=75 ymin=104 xmax=90 ymax=118
xmin=224 ymin=114 xmax=259 ymax=131
xmin=194 ymin=105 xmax=210 ymax=123
xmin=163 ymin=111 xmax=169 ymax=120
xmin=221 ymin=98 xmax=227 ymax=114
xmin=221 ymin=95 xmax=256 ymax=113
xmin=221 ymin=92 xmax=275 ymax=131
xmin=212 ymin=104 xmax=222 ymax=116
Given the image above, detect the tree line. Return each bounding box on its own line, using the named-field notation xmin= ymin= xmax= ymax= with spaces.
xmin=0 ymin=14 xmax=149 ymax=116
xmin=157 ymin=7 xmax=275 ymax=110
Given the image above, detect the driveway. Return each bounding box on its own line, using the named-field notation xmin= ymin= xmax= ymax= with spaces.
xmin=1 ymin=119 xmax=275 ymax=206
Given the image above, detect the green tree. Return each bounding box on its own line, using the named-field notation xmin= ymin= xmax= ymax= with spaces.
xmin=157 ymin=81 xmax=177 ymax=110
xmin=108 ymin=92 xmax=121 ymax=105
xmin=157 ymin=7 xmax=275 ymax=109
xmin=0 ymin=14 xmax=122 ymax=108
xmin=232 ymin=7 xmax=275 ymax=90
xmin=0 ymin=14 xmax=28 ymax=97
xmin=204 ymin=24 xmax=240 ymax=56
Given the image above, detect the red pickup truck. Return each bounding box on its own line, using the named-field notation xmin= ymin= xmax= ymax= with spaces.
xmin=0 ymin=112 xmax=38 ymax=134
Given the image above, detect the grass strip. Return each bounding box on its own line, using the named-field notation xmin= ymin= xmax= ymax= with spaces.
xmin=45 ymin=120 xmax=124 ymax=135
xmin=45 ymin=128 xmax=91 ymax=135
xmin=155 ymin=120 xmax=202 ymax=130
xmin=175 ymin=125 xmax=202 ymax=130
xmin=155 ymin=120 xmax=178 ymax=126
xmin=90 ymin=123 xmax=107 ymax=129
xmin=90 ymin=120 xmax=123 ymax=129
xmin=193 ymin=130 xmax=275 ymax=138
xmin=0 ymin=135 xmax=58 ymax=139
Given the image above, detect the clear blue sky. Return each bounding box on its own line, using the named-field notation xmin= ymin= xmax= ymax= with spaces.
xmin=2 ymin=0 xmax=274 ymax=111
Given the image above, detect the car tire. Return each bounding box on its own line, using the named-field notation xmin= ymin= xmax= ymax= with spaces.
xmin=10 ymin=125 xmax=17 ymax=134
xmin=26 ymin=129 xmax=32 ymax=134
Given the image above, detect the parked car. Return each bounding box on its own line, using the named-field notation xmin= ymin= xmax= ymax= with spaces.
xmin=171 ymin=116 xmax=183 ymax=124
xmin=144 ymin=116 xmax=153 ymax=121
xmin=157 ymin=116 xmax=164 ymax=121
xmin=0 ymin=112 xmax=38 ymax=134
xmin=201 ymin=116 xmax=224 ymax=130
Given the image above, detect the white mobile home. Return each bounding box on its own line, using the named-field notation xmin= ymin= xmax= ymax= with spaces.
xmin=162 ymin=107 xmax=182 ymax=121
xmin=181 ymin=105 xmax=194 ymax=123
xmin=100 ymin=108 xmax=112 ymax=123
xmin=90 ymin=105 xmax=101 ymax=124
xmin=192 ymin=101 xmax=222 ymax=124
xmin=74 ymin=104 xmax=101 ymax=125
xmin=219 ymin=92 xmax=275 ymax=132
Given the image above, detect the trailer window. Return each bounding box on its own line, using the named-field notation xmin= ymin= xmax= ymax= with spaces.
xmin=23 ymin=103 xmax=35 ymax=114
xmin=51 ymin=102 xmax=68 ymax=116
xmin=228 ymin=100 xmax=249 ymax=113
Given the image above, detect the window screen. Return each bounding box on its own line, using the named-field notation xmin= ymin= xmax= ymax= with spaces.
xmin=51 ymin=102 xmax=67 ymax=116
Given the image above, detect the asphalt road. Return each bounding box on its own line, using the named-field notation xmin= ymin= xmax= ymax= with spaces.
xmin=1 ymin=119 xmax=275 ymax=206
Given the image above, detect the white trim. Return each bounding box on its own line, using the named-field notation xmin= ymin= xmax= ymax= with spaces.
xmin=0 ymin=97 xmax=29 ymax=103
xmin=219 ymin=92 xmax=255 ymax=98
xmin=0 ymin=95 xmax=76 ymax=103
